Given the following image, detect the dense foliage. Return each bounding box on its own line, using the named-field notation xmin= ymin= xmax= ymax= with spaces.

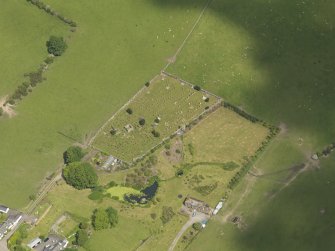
xmin=46 ymin=36 xmax=67 ymax=56
xmin=160 ymin=206 xmax=175 ymax=224
xmin=75 ymin=229 xmax=88 ymax=246
xmin=92 ymin=207 xmax=118 ymax=230
xmin=63 ymin=146 xmax=85 ymax=165
xmin=63 ymin=162 xmax=98 ymax=189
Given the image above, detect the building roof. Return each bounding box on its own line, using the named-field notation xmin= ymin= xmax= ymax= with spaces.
xmin=27 ymin=237 xmax=42 ymax=248
xmin=0 ymin=205 xmax=9 ymax=214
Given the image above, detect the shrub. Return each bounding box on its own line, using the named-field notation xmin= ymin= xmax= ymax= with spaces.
xmin=88 ymin=190 xmax=104 ymax=201
xmin=75 ymin=229 xmax=88 ymax=246
xmin=222 ymin=161 xmax=239 ymax=171
xmin=63 ymin=146 xmax=85 ymax=165
xmin=192 ymin=222 xmax=202 ymax=231
xmin=164 ymin=143 xmax=171 ymax=150
xmin=126 ymin=108 xmax=133 ymax=114
xmin=92 ymin=208 xmax=110 ymax=230
xmin=145 ymin=82 xmax=150 ymax=87
xmin=106 ymin=207 xmax=118 ymax=227
xmin=63 ymin=162 xmax=98 ymax=189
xmin=79 ymin=222 xmax=88 ymax=230
xmin=139 ymin=118 xmax=145 ymax=126
xmin=188 ymin=143 xmax=195 ymax=156
xmin=46 ymin=36 xmax=67 ymax=56
xmin=44 ymin=57 xmax=54 ymax=64
xmin=193 ymin=85 xmax=201 ymax=91
xmin=0 ymin=107 xmax=3 ymax=116
xmin=204 ymin=97 xmax=210 ymax=102
xmin=150 ymin=213 xmax=157 ymax=220
xmin=152 ymin=130 xmax=160 ymax=138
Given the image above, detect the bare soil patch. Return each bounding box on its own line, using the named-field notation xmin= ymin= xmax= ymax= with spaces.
xmin=0 ymin=96 xmax=16 ymax=118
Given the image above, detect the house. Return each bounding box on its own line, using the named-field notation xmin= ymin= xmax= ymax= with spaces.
xmin=0 ymin=214 xmax=22 ymax=240
xmin=184 ymin=196 xmax=213 ymax=215
xmin=0 ymin=205 xmax=9 ymax=214
xmin=27 ymin=237 xmax=42 ymax=249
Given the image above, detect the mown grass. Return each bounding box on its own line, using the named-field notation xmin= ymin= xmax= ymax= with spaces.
xmin=0 ymin=0 xmax=68 ymax=97
xmin=107 ymin=186 xmax=141 ymax=201
xmin=93 ymin=74 xmax=218 ymax=161
xmin=0 ymin=0 xmax=207 ymax=208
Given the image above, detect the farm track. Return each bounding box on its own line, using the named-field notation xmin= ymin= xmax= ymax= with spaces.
xmin=24 ymin=171 xmax=62 ymax=216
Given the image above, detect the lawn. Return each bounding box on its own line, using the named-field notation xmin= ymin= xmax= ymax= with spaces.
xmin=0 ymin=0 xmax=208 ymax=208
xmin=0 ymin=0 xmax=68 ymax=97
xmin=93 ymin=74 xmax=219 ymax=162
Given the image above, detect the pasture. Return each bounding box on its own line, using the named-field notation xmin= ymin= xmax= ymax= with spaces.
xmin=93 ymin=74 xmax=219 ymax=161
xmin=0 ymin=0 xmax=68 ymax=97
xmin=0 ymin=0 xmax=208 ymax=208
xmin=183 ymin=107 xmax=269 ymax=164
xmin=168 ymin=0 xmax=335 ymax=149
xmin=186 ymin=152 xmax=335 ymax=251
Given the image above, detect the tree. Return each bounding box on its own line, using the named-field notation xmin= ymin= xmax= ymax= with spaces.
xmin=63 ymin=146 xmax=85 ymax=165
xmin=75 ymin=229 xmax=88 ymax=246
xmin=106 ymin=207 xmax=118 ymax=227
xmin=46 ymin=36 xmax=67 ymax=56
xmin=193 ymin=85 xmax=201 ymax=91
xmin=92 ymin=208 xmax=110 ymax=230
xmin=63 ymin=162 xmax=98 ymax=189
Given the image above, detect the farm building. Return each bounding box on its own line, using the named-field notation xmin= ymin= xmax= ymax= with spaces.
xmin=0 ymin=205 xmax=9 ymax=214
xmin=213 ymin=201 xmax=224 ymax=215
xmin=184 ymin=196 xmax=213 ymax=215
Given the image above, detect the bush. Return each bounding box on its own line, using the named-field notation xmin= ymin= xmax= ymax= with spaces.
xmin=126 ymin=108 xmax=133 ymax=114
xmin=193 ymin=85 xmax=201 ymax=91
xmin=44 ymin=57 xmax=54 ymax=64
xmin=150 ymin=213 xmax=157 ymax=220
xmin=139 ymin=118 xmax=145 ymax=126
xmin=63 ymin=146 xmax=85 ymax=165
xmin=79 ymin=222 xmax=88 ymax=230
xmin=92 ymin=207 xmax=118 ymax=230
xmin=192 ymin=222 xmax=202 ymax=231
xmin=0 ymin=107 xmax=3 ymax=116
xmin=75 ymin=229 xmax=88 ymax=246
xmin=46 ymin=36 xmax=67 ymax=56
xmin=88 ymin=190 xmax=105 ymax=201
xmin=145 ymin=82 xmax=150 ymax=87
xmin=63 ymin=162 xmax=98 ymax=190
xmin=152 ymin=130 xmax=160 ymax=138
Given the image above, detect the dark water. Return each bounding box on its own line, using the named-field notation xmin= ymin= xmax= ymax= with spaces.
xmin=124 ymin=181 xmax=158 ymax=204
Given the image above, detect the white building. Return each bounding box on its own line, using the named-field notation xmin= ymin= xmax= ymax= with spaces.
xmin=213 ymin=201 xmax=224 ymax=215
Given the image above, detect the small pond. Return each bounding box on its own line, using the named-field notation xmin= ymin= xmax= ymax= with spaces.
xmin=124 ymin=181 xmax=158 ymax=204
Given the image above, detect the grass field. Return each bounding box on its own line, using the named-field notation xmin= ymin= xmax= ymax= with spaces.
xmin=168 ymin=0 xmax=335 ymax=149
xmin=93 ymin=74 xmax=219 ymax=161
xmin=0 ymin=0 xmax=68 ymax=97
xmin=0 ymin=0 xmax=208 ymax=208
xmin=183 ymin=107 xmax=269 ymax=164
xmin=187 ymin=151 xmax=335 ymax=251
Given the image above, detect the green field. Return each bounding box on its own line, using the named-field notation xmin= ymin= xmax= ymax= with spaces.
xmin=187 ymin=151 xmax=335 ymax=251
xmin=93 ymin=74 xmax=219 ymax=161
xmin=168 ymin=0 xmax=335 ymax=149
xmin=0 ymin=0 xmax=68 ymax=97
xmin=107 ymin=186 xmax=141 ymax=201
xmin=0 ymin=0 xmax=208 ymax=208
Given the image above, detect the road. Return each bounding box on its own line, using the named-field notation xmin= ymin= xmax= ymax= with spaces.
xmin=168 ymin=212 xmax=209 ymax=251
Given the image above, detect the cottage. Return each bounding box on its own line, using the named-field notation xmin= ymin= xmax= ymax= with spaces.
xmin=0 ymin=205 xmax=9 ymax=214
xmin=184 ymin=196 xmax=213 ymax=215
